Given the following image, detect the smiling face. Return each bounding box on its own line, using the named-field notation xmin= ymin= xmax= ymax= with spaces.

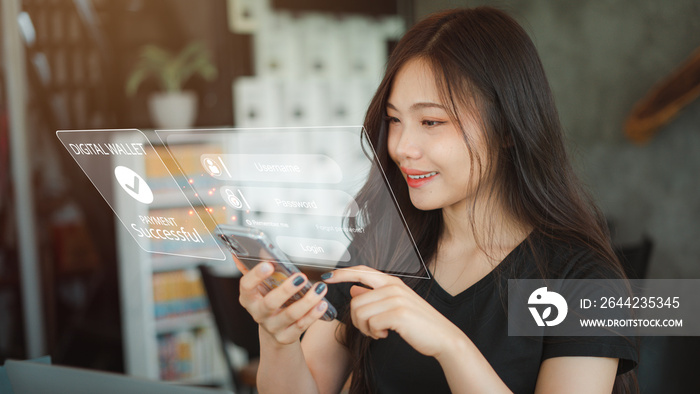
xmin=386 ymin=57 xmax=488 ymax=212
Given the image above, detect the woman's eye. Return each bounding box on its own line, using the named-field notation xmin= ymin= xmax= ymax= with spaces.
xmin=422 ymin=120 xmax=445 ymax=127
xmin=385 ymin=116 xmax=400 ymax=124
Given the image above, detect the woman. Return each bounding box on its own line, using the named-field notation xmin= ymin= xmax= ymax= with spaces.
xmin=237 ymin=7 xmax=638 ymax=393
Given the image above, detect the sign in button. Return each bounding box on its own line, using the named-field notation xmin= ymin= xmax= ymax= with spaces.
xmin=276 ymin=236 xmax=351 ymax=263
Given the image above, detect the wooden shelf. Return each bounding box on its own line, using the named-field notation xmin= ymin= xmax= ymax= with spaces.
xmin=115 ymin=133 xmax=228 ymax=381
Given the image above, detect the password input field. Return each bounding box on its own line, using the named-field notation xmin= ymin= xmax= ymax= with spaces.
xmin=220 ymin=186 xmax=359 ymax=217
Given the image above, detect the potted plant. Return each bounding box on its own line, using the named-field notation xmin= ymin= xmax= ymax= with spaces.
xmin=126 ymin=41 xmax=218 ymax=129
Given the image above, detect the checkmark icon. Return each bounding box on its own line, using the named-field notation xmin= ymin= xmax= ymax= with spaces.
xmin=125 ymin=175 xmax=140 ymax=194
xmin=114 ymin=166 xmax=153 ymax=204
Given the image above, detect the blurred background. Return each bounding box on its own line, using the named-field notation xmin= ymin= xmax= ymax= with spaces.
xmin=0 ymin=0 xmax=699 ymax=392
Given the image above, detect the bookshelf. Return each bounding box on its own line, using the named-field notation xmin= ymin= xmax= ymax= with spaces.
xmin=114 ymin=132 xmax=227 ymax=385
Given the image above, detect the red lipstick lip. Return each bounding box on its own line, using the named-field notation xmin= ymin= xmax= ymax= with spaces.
xmin=401 ymin=167 xmax=434 ymax=176
xmin=400 ymin=167 xmax=438 ymax=188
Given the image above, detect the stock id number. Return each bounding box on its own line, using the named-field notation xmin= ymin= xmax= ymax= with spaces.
xmin=598 ymin=296 xmax=680 ymax=309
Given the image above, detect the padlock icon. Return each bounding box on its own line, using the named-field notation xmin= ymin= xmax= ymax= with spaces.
xmin=225 ymin=189 xmax=243 ymax=209
xmin=203 ymin=158 xmax=221 ymax=176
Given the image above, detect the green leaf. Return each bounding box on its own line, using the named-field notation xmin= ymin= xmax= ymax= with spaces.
xmin=124 ymin=40 xmax=217 ymax=95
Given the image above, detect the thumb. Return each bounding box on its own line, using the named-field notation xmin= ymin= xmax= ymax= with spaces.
xmin=239 ymin=261 xmax=275 ymax=293
xmin=232 ymin=255 xmax=249 ymax=274
xmin=350 ymin=284 xmax=372 ymax=298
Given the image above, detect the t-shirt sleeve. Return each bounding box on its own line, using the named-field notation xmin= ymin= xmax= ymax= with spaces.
xmin=542 ymin=336 xmax=638 ymax=374
xmin=542 ymin=247 xmax=639 ymax=375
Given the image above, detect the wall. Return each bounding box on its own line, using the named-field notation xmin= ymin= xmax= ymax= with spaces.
xmin=414 ymin=0 xmax=700 ymax=279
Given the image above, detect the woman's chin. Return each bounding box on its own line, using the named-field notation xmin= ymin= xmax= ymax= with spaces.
xmin=409 ymin=196 xmax=441 ymax=211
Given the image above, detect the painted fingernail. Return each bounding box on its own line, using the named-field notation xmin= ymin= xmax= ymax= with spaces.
xmin=320 ymin=272 xmax=333 ymax=280
xmin=259 ymin=263 xmax=273 ymax=274
xmin=316 ymin=301 xmax=327 ymax=312
xmin=315 ymin=282 xmax=326 ymax=294
xmin=293 ymin=276 xmax=305 ymax=286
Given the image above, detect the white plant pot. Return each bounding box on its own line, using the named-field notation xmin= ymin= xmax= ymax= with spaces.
xmin=148 ymin=91 xmax=197 ymax=129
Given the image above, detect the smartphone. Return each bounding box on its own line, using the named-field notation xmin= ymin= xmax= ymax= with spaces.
xmin=215 ymin=224 xmax=337 ymax=321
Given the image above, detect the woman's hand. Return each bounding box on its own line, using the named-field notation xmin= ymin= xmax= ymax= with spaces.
xmin=237 ymin=261 xmax=330 ymax=346
xmin=322 ymin=265 xmax=466 ymax=359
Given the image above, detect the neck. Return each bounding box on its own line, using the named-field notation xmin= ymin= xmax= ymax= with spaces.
xmin=440 ymin=197 xmax=531 ymax=263
xmin=440 ymin=202 xmax=478 ymax=249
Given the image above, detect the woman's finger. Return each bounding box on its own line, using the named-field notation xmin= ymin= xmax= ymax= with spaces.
xmin=349 ymin=284 xmax=409 ymax=311
xmin=273 ymin=299 xmax=330 ymax=344
xmin=256 ymin=273 xmax=308 ymax=316
xmin=352 ymin=295 xmax=403 ymax=338
xmin=366 ymin=314 xmax=392 ymax=339
xmin=239 ymin=262 xmax=274 ymax=299
xmin=263 ymin=281 xmax=327 ymax=332
xmin=321 ymin=265 xmax=397 ymax=289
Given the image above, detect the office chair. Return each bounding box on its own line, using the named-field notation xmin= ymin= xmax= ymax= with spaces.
xmin=198 ymin=265 xmax=259 ymax=393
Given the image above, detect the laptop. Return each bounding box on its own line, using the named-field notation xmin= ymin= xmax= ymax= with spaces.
xmin=4 ymin=360 xmax=232 ymax=394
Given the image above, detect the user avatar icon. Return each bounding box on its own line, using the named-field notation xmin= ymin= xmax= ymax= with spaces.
xmin=114 ymin=165 xmax=154 ymax=204
xmin=203 ymin=158 xmax=222 ymax=176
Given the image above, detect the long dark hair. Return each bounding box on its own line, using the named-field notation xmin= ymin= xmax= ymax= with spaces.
xmin=341 ymin=7 xmax=636 ymax=393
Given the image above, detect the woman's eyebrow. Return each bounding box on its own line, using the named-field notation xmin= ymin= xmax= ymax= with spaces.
xmin=386 ymin=102 xmax=446 ymax=112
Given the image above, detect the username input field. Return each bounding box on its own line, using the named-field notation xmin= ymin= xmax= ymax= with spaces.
xmin=201 ymin=153 xmax=343 ymax=183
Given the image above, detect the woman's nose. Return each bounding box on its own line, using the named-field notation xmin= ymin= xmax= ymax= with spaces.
xmin=393 ymin=127 xmax=422 ymax=160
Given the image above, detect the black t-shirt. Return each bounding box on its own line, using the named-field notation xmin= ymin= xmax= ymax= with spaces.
xmin=325 ymin=231 xmax=638 ymax=393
